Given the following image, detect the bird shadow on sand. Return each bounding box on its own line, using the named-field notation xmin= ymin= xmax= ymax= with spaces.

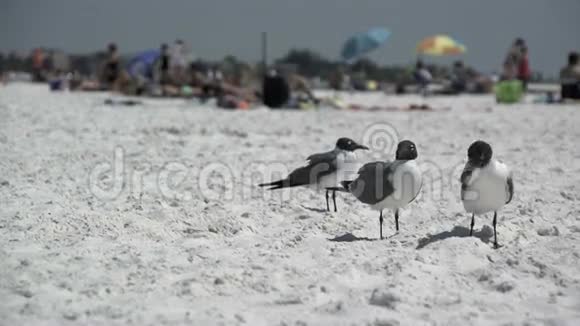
xmin=416 ymin=226 xmax=492 ymax=249
xmin=301 ymin=205 xmax=329 ymax=213
xmin=328 ymin=233 xmax=377 ymax=242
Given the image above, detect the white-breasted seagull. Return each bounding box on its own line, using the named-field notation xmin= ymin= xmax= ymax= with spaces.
xmin=343 ymin=140 xmax=422 ymax=239
xmin=461 ymin=140 xmax=514 ymax=249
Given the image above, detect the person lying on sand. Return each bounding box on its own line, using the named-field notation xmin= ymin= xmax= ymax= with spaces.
xmin=339 ymin=102 xmax=450 ymax=112
xmin=187 ymin=62 xmax=258 ymax=104
xmin=287 ymin=73 xmax=318 ymax=104
xmin=368 ymin=104 xmax=445 ymax=111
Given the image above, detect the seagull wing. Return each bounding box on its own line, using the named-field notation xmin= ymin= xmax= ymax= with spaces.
xmin=460 ymin=161 xmax=475 ymax=200
xmin=306 ymin=150 xmax=337 ymax=165
xmin=288 ymin=151 xmax=337 ymax=186
xmin=506 ymin=171 xmax=514 ymax=204
xmin=348 ymin=161 xmax=395 ymax=205
xmin=259 ymin=150 xmax=338 ymax=189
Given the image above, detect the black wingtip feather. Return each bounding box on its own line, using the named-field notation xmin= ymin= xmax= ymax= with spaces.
xmin=258 ymin=180 xmax=285 ymax=190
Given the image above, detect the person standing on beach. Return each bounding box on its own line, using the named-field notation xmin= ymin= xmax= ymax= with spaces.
xmin=171 ymin=39 xmax=189 ymax=85
xmin=450 ymin=60 xmax=468 ymax=94
xmin=414 ymin=60 xmax=432 ymax=96
xmin=502 ymin=38 xmax=525 ymax=80
xmin=32 ymin=48 xmax=45 ymax=82
xmin=156 ymin=43 xmax=171 ymax=86
xmin=517 ymin=46 xmax=531 ymax=90
xmin=101 ymin=43 xmax=120 ymax=90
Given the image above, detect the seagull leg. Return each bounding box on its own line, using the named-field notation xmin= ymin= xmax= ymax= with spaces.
xmin=395 ymin=209 xmax=400 ymax=232
xmin=470 ymin=213 xmax=475 ymax=236
xmin=493 ymin=211 xmax=499 ymax=249
xmin=332 ymin=190 xmax=337 ymax=212
xmin=325 ymin=190 xmax=330 ymax=212
xmin=379 ymin=210 xmax=384 ymax=240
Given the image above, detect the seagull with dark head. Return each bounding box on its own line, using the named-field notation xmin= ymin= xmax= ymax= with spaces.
xmin=343 ymin=140 xmax=422 ymax=239
xmin=259 ymin=137 xmax=368 ymax=212
xmin=461 ymin=140 xmax=514 ymax=249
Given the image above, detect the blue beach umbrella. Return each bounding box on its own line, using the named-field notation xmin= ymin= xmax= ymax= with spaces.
xmin=127 ymin=49 xmax=160 ymax=79
xmin=341 ymin=27 xmax=391 ymax=62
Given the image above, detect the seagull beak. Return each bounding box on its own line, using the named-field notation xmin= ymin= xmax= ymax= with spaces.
xmin=356 ymin=144 xmax=369 ymax=150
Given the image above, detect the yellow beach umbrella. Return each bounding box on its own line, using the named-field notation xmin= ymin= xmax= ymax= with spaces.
xmin=417 ymin=35 xmax=466 ymax=56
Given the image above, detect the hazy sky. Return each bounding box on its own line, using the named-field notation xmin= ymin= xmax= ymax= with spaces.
xmin=1 ymin=0 xmax=579 ymax=75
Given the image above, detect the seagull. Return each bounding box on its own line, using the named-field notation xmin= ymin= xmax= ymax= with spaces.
xmin=342 ymin=140 xmax=422 ymax=239
xmin=259 ymin=137 xmax=368 ymax=212
xmin=460 ymin=140 xmax=514 ymax=249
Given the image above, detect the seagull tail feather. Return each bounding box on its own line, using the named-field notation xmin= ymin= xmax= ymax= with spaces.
xmin=258 ymin=179 xmax=285 ymax=190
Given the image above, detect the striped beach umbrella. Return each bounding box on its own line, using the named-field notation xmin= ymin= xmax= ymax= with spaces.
xmin=417 ymin=35 xmax=466 ymax=56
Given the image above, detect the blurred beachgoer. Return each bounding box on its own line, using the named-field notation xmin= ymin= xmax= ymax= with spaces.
xmin=48 ymin=69 xmax=68 ymax=91
xmin=171 ymin=39 xmax=189 ymax=85
xmin=517 ymin=46 xmax=531 ymax=90
xmin=413 ymin=60 xmax=432 ymax=96
xmin=217 ymin=83 xmax=258 ymax=109
xmin=32 ymin=48 xmax=45 ymax=82
xmin=503 ymin=38 xmax=525 ymax=80
xmin=501 ymin=62 xmax=516 ymax=80
xmin=450 ymin=60 xmax=468 ymax=94
xmin=206 ymin=64 xmax=223 ymax=84
xmin=111 ymin=68 xmax=141 ymax=96
xmin=329 ymin=67 xmax=349 ymax=90
xmin=101 ymin=43 xmax=120 ymax=89
xmin=472 ymin=74 xmax=494 ymax=94
xmin=51 ymin=50 xmax=70 ymax=73
xmin=158 ymin=43 xmax=173 ymax=95
xmin=68 ymin=71 xmax=82 ymax=90
xmin=184 ymin=61 xmax=256 ymax=105
xmin=188 ymin=61 xmax=206 ymax=88
xmin=155 ymin=43 xmax=171 ymax=86
xmin=331 ymin=65 xmax=353 ymax=91
xmin=560 ymin=51 xmax=580 ymax=100
xmin=197 ymin=64 xmax=222 ymax=99
xmin=288 ymin=73 xmax=318 ymax=103
xmin=42 ymin=50 xmax=54 ymax=77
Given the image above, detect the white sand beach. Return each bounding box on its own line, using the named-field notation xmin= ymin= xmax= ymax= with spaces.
xmin=1 ymin=83 xmax=579 ymax=325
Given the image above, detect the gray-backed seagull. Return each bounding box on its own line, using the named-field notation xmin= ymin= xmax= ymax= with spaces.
xmin=259 ymin=137 xmax=368 ymax=212
xmin=343 ymin=140 xmax=422 ymax=239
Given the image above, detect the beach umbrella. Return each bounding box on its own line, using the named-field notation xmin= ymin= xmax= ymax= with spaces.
xmin=341 ymin=27 xmax=391 ymax=62
xmin=416 ymin=35 xmax=466 ymax=56
xmin=127 ymin=49 xmax=160 ymax=79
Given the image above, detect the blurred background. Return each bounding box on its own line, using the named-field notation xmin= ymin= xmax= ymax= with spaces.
xmin=1 ymin=0 xmax=580 ymax=105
